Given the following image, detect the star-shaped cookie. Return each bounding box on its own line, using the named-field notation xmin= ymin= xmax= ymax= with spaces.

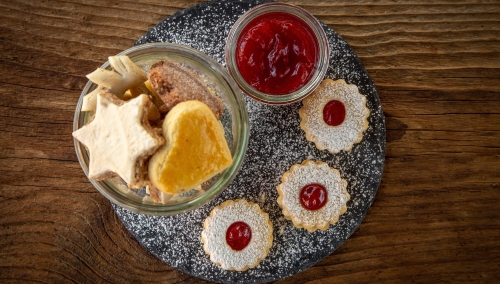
xmin=73 ymin=92 xmax=164 ymax=188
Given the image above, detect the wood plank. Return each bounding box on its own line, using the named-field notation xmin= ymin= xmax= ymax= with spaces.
xmin=0 ymin=0 xmax=499 ymax=283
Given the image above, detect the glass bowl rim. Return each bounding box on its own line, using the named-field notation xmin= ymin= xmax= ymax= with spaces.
xmin=225 ymin=2 xmax=330 ymax=105
xmin=73 ymin=42 xmax=249 ymax=216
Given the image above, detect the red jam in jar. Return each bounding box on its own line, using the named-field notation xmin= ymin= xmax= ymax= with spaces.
xmin=300 ymin=183 xmax=328 ymax=211
xmin=323 ymin=100 xmax=346 ymax=126
xmin=226 ymin=221 xmax=252 ymax=251
xmin=236 ymin=12 xmax=318 ymax=95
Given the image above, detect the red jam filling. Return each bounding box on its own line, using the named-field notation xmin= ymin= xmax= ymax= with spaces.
xmin=300 ymin=183 xmax=328 ymax=211
xmin=323 ymin=100 xmax=346 ymax=126
xmin=236 ymin=12 xmax=318 ymax=95
xmin=226 ymin=221 xmax=252 ymax=251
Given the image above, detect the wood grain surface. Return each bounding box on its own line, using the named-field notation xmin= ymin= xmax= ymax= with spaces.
xmin=1 ymin=0 xmax=499 ymax=283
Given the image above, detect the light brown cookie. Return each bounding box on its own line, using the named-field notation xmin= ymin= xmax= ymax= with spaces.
xmin=147 ymin=60 xmax=224 ymax=119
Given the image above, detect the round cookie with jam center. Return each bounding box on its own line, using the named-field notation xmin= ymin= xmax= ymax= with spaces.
xmin=277 ymin=160 xmax=350 ymax=232
xmin=201 ymin=199 xmax=273 ymax=271
xmin=299 ymin=78 xmax=370 ymax=153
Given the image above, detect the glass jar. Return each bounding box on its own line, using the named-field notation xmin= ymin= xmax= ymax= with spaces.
xmin=225 ymin=2 xmax=330 ymax=104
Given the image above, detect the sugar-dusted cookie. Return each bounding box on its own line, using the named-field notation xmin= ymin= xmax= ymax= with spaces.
xmin=277 ymin=160 xmax=350 ymax=232
xmin=201 ymin=200 xmax=273 ymax=271
xmin=72 ymin=92 xmax=164 ymax=188
xmin=299 ymin=79 xmax=370 ymax=153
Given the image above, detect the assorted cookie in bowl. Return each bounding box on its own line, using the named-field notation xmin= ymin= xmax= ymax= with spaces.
xmin=73 ymin=43 xmax=249 ymax=215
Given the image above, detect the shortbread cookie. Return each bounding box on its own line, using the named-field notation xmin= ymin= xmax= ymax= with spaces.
xmin=82 ymin=56 xmax=147 ymax=111
xmin=148 ymin=60 xmax=224 ymax=118
xmin=73 ymin=92 xmax=164 ymax=188
xmin=299 ymin=79 xmax=370 ymax=153
xmin=202 ymin=200 xmax=273 ymax=271
xmin=148 ymin=100 xmax=232 ymax=195
xmin=277 ymin=160 xmax=350 ymax=232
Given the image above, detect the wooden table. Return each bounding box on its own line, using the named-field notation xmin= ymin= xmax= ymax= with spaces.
xmin=1 ymin=0 xmax=499 ymax=282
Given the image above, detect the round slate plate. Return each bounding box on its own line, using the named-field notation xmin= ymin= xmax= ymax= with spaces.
xmin=113 ymin=0 xmax=386 ymax=283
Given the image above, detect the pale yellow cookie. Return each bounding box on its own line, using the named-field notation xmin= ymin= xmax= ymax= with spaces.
xmin=277 ymin=160 xmax=350 ymax=232
xmin=82 ymin=56 xmax=147 ymax=111
xmin=299 ymin=79 xmax=370 ymax=153
xmin=148 ymin=100 xmax=232 ymax=194
xmin=201 ymin=200 xmax=273 ymax=271
xmin=72 ymin=92 xmax=164 ymax=188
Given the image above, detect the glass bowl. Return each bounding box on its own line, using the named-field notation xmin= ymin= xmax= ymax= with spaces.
xmin=73 ymin=42 xmax=249 ymax=216
xmin=225 ymin=2 xmax=330 ymax=104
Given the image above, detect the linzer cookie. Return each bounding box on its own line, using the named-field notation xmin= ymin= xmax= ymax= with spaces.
xmin=72 ymin=92 xmax=164 ymax=188
xmin=201 ymin=200 xmax=273 ymax=271
xmin=277 ymin=160 xmax=350 ymax=232
xmin=148 ymin=60 xmax=224 ymax=118
xmin=299 ymin=79 xmax=370 ymax=153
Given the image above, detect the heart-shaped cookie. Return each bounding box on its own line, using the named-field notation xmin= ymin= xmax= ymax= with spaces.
xmin=148 ymin=100 xmax=232 ymax=194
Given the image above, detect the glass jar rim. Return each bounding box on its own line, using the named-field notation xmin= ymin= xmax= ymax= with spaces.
xmin=225 ymin=2 xmax=330 ymax=105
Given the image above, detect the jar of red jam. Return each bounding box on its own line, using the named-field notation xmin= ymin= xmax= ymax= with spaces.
xmin=226 ymin=2 xmax=329 ymax=104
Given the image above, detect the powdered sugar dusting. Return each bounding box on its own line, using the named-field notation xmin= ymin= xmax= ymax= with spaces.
xmin=279 ymin=161 xmax=349 ymax=230
xmin=114 ymin=0 xmax=386 ymax=283
xmin=300 ymin=79 xmax=370 ymax=153
xmin=202 ymin=200 xmax=273 ymax=271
